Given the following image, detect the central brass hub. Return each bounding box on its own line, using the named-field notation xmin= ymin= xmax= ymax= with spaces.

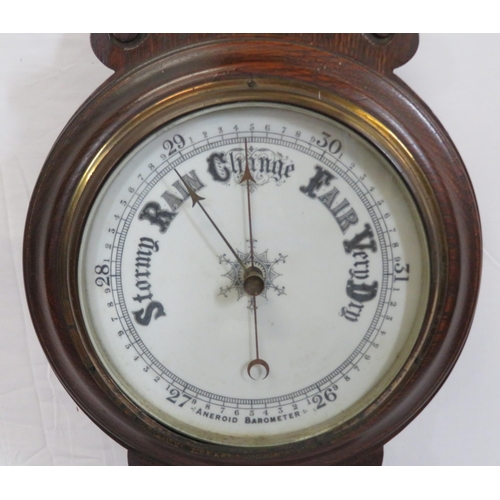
xmin=243 ymin=266 xmax=265 ymax=296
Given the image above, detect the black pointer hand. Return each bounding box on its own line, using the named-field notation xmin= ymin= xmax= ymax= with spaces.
xmin=173 ymin=169 xmax=248 ymax=272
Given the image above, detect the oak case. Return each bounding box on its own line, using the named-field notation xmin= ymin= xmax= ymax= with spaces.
xmin=24 ymin=34 xmax=481 ymax=465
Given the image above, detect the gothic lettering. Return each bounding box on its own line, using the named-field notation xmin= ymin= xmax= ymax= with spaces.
xmin=161 ymin=190 xmax=185 ymax=212
xmin=207 ymin=152 xmax=231 ymax=182
xmin=346 ymin=280 xmax=379 ymax=303
xmin=340 ymin=302 xmax=364 ymax=322
xmin=132 ymin=301 xmax=166 ymax=326
xmin=208 ymin=148 xmax=294 ymax=185
xmin=343 ymin=224 xmax=377 ymax=254
xmin=300 ymin=166 xmax=335 ymax=198
xmin=139 ymin=202 xmax=177 ymax=234
xmin=172 ymin=170 xmax=205 ymax=199
xmin=131 ymin=237 xmax=166 ymax=326
xmin=340 ymin=225 xmax=379 ymax=321
xmin=302 ymin=167 xmax=358 ymax=233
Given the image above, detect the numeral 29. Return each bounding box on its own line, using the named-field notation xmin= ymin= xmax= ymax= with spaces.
xmin=162 ymin=134 xmax=185 ymax=156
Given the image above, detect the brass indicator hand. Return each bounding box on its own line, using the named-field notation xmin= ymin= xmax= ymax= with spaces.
xmin=241 ymin=139 xmax=265 ymax=297
xmin=174 ymin=168 xmax=248 ymax=272
xmin=247 ymin=296 xmax=270 ymax=380
xmin=242 ymin=138 xmax=256 ymax=267
xmin=240 ymin=139 xmax=268 ymax=380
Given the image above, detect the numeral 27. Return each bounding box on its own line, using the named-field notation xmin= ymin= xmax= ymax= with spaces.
xmin=166 ymin=388 xmax=192 ymax=407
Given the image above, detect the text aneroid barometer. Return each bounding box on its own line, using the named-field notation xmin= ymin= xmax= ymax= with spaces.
xmin=24 ymin=34 xmax=481 ymax=465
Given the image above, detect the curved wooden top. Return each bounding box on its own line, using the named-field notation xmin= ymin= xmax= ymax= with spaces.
xmin=91 ymin=33 xmax=419 ymax=75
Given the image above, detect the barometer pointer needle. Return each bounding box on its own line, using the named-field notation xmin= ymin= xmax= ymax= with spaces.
xmin=173 ymin=168 xmax=248 ymax=272
xmin=240 ymin=139 xmax=269 ymax=380
xmin=242 ymin=139 xmax=256 ymax=268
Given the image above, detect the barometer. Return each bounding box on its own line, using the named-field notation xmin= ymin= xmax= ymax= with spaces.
xmin=24 ymin=34 xmax=481 ymax=465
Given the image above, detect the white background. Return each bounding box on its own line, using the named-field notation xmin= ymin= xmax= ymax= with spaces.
xmin=0 ymin=33 xmax=499 ymax=466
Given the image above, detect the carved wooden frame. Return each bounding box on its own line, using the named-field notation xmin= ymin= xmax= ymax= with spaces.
xmin=24 ymin=34 xmax=481 ymax=465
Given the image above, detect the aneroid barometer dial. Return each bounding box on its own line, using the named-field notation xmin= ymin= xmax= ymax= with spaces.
xmin=25 ymin=34 xmax=481 ymax=465
xmin=79 ymin=103 xmax=428 ymax=446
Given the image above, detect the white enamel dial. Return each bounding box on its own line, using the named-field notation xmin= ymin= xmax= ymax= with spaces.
xmin=78 ymin=103 xmax=429 ymax=446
